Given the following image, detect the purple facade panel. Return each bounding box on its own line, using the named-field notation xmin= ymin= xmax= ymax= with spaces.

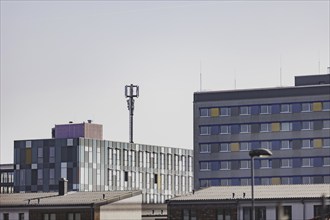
xmin=55 ymin=124 xmax=85 ymax=139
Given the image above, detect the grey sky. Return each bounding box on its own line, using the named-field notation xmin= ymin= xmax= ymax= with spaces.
xmin=1 ymin=1 xmax=329 ymax=163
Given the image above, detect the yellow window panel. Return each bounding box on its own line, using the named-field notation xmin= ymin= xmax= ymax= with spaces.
xmin=314 ymin=139 xmax=322 ymax=148
xmin=25 ymin=148 xmax=32 ymax=164
xmin=210 ymin=108 xmax=219 ymax=117
xmin=230 ymin=143 xmax=239 ymax=152
xmin=272 ymin=123 xmax=280 ymax=132
xmin=271 ymin=177 xmax=281 ymax=185
xmin=313 ymin=102 xmax=322 ymax=111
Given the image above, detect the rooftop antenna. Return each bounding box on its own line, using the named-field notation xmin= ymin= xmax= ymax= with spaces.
xmin=200 ymin=60 xmax=202 ymax=91
xmin=125 ymin=84 xmax=139 ymax=143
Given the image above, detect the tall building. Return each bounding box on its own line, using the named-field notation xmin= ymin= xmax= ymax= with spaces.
xmin=14 ymin=122 xmax=193 ymax=204
xmin=193 ymin=74 xmax=330 ymax=190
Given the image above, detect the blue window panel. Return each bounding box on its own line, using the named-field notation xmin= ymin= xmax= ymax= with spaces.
xmin=293 ymin=176 xmax=302 ymax=184
xmin=251 ymin=142 xmax=260 ymax=150
xmin=292 ymin=122 xmax=301 ymax=131
xmin=293 ymin=158 xmax=301 ymax=168
xmin=255 ymin=178 xmax=261 ymax=185
xmin=211 ymin=126 xmax=219 ymax=135
xmin=254 ymin=160 xmax=261 ymax=169
xmin=272 ymin=141 xmax=281 ymax=150
xmin=314 ymin=158 xmax=322 ymax=167
xmin=211 ymin=161 xmax=219 ymax=170
xmin=292 ymin=103 xmax=301 ymax=113
xmin=251 ymin=106 xmax=259 ymax=115
xmin=272 ymin=104 xmax=280 ymax=114
xmin=231 ymin=178 xmax=240 ymax=186
xmin=211 ymin=179 xmax=220 ymax=186
xmin=231 ymin=125 xmax=240 ymax=134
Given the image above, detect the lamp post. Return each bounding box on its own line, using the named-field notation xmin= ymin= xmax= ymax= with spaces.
xmin=249 ymin=148 xmax=272 ymax=220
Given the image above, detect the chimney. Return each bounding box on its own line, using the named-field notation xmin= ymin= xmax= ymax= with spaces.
xmin=88 ymin=120 xmax=92 ymax=123
xmin=59 ymin=178 xmax=68 ymax=196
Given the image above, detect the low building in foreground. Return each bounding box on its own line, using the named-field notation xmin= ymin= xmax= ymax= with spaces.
xmin=0 ymin=186 xmax=142 ymax=220
xmin=167 ymin=184 xmax=330 ymax=220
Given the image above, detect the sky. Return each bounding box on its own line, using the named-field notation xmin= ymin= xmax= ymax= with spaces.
xmin=1 ymin=1 xmax=329 ymax=164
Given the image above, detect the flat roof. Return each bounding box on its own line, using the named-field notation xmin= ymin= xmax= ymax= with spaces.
xmin=169 ymin=184 xmax=330 ymax=201
xmin=194 ymin=84 xmax=330 ymax=103
xmin=0 ymin=190 xmax=141 ymax=208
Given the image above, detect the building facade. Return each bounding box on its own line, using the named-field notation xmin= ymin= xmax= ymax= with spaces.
xmin=193 ymin=74 xmax=330 ymax=189
xmin=167 ymin=184 xmax=330 ymax=220
xmin=0 ymin=164 xmax=14 ymax=194
xmin=14 ymin=123 xmax=193 ymax=204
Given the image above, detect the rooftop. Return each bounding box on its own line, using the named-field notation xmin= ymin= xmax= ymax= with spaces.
xmin=169 ymin=184 xmax=330 ymax=201
xmin=0 ymin=190 xmax=141 ymax=207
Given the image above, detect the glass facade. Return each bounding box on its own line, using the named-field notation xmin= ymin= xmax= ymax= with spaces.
xmin=14 ymin=138 xmax=193 ymax=203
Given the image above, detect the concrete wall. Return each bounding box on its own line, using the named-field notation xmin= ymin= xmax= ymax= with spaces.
xmin=100 ymin=194 xmax=142 ymax=220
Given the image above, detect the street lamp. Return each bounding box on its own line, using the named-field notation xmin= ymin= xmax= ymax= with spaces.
xmin=249 ymin=148 xmax=272 ymax=220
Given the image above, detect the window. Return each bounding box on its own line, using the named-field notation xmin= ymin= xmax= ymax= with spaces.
xmin=200 ymin=179 xmax=210 ymax=188
xmin=302 ymin=121 xmax=313 ymax=130
xmin=281 ymin=140 xmax=291 ymax=150
xmin=200 ymin=144 xmax=210 ymax=153
xmin=302 ymin=158 xmax=313 ymax=167
xmin=241 ymin=178 xmax=250 ymax=186
xmin=19 ymin=213 xmax=24 ymax=220
xmin=220 ymin=125 xmax=230 ymax=134
xmin=200 ymin=162 xmax=210 ymax=171
xmin=67 ymin=213 xmax=81 ymax=220
xmin=240 ymin=106 xmax=251 ymax=115
xmin=281 ymin=122 xmax=292 ymax=131
xmin=323 ymin=101 xmax=330 ymax=111
xmin=280 ymin=104 xmax=291 ymax=113
xmin=240 ymin=142 xmax=251 ymax=151
xmin=200 ymin=126 xmax=210 ymax=135
xmin=243 ymin=207 xmax=266 ymax=220
xmin=240 ymin=160 xmax=250 ymax=169
xmin=324 ymin=157 xmax=330 ymax=166
xmin=302 ymin=139 xmax=313 ymax=148
xmin=217 ymin=207 xmax=236 ymax=220
xmin=220 ymin=107 xmax=230 ymax=116
xmin=303 ymin=176 xmax=313 ymax=184
xmin=281 ymin=177 xmax=293 ymax=184
xmin=302 ymin=103 xmax=312 ymax=112
xmin=220 ymin=161 xmax=230 ymax=170
xmin=324 ymin=138 xmax=330 ymax=147
xmin=240 ymin=124 xmax=251 ymax=133
xmin=43 ymin=214 xmax=56 ymax=220
xmin=323 ymin=120 xmax=330 ymax=129
xmin=260 ymin=159 xmax=271 ymax=168
xmin=281 ymin=159 xmax=292 ymax=168
xmin=261 ymin=141 xmax=272 ymax=150
xmin=260 ymin=105 xmax=271 ymax=114
xmin=260 ymin=123 xmax=271 ymax=132
xmin=261 ymin=178 xmax=270 ymax=185
xmin=277 ymin=206 xmax=292 ymax=220
xmin=220 ymin=179 xmax=230 ymax=186
xmin=200 ymin=108 xmax=209 ymax=117
xmin=220 ymin=143 xmax=229 ymax=152
xmin=3 ymin=213 xmax=9 ymax=220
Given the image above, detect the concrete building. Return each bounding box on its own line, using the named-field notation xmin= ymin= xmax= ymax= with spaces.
xmin=193 ymin=74 xmax=330 ymax=190
xmin=14 ymin=122 xmax=193 ymax=204
xmin=0 ymin=184 xmax=142 ymax=220
xmin=0 ymin=164 xmax=14 ymax=194
xmin=167 ymin=184 xmax=330 ymax=220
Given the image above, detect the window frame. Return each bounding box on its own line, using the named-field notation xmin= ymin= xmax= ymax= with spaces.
xmin=200 ymin=144 xmax=211 ymax=153
xmin=240 ymin=106 xmax=251 ymax=115
xmin=280 ymin=104 xmax=292 ymax=113
xmin=220 ymin=143 xmax=229 ymax=152
xmin=302 ymin=121 xmax=313 ymax=130
xmin=240 ymin=124 xmax=251 ymax=133
xmin=302 ymin=103 xmax=312 ymax=112
xmin=200 ymin=108 xmax=209 ymax=117
xmin=260 ymin=105 xmax=271 ymax=114
xmin=281 ymin=159 xmax=292 ymax=168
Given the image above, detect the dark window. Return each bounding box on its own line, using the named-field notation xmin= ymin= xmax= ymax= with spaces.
xmin=19 ymin=213 xmax=24 ymax=220
xmin=217 ymin=207 xmax=237 ymax=220
xmin=243 ymin=207 xmax=266 ymax=220
xmin=154 ymin=174 xmax=158 ymax=184
xmin=314 ymin=205 xmax=330 ymax=218
xmin=182 ymin=209 xmax=196 ymax=220
xmin=3 ymin=213 xmax=9 ymax=220
xmin=124 ymin=171 xmax=128 ymax=182
xmin=277 ymin=206 xmax=292 ymax=220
